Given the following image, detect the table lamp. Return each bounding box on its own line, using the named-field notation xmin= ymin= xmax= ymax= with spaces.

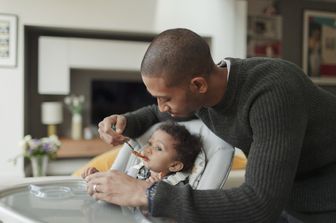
xmin=41 ymin=102 xmax=63 ymax=136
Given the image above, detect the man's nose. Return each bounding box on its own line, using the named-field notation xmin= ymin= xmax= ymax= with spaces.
xmin=157 ymin=99 xmax=169 ymax=112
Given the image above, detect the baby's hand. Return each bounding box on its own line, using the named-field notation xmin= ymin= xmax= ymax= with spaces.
xmin=81 ymin=167 xmax=99 ymax=179
xmin=146 ymin=171 xmax=162 ymax=184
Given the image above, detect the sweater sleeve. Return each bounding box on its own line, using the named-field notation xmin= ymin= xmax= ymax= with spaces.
xmin=123 ymin=105 xmax=167 ymax=138
xmin=150 ymin=82 xmax=308 ymax=222
xmin=123 ymin=105 xmax=196 ymax=138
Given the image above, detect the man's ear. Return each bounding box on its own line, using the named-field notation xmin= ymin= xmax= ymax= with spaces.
xmin=190 ymin=77 xmax=208 ymax=94
xmin=168 ymin=161 xmax=184 ymax=172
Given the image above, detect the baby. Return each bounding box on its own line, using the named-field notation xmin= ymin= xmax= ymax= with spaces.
xmin=82 ymin=121 xmax=202 ymax=185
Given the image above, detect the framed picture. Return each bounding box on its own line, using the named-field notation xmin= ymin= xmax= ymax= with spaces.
xmin=303 ymin=10 xmax=336 ymax=79
xmin=247 ymin=15 xmax=282 ymax=58
xmin=0 ymin=14 xmax=18 ymax=67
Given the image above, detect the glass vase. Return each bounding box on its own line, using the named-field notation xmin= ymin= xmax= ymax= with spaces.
xmin=71 ymin=113 xmax=82 ymax=140
xmin=31 ymin=155 xmax=49 ymax=177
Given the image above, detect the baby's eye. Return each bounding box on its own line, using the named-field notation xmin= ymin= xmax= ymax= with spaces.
xmin=155 ymin=146 xmax=162 ymax=151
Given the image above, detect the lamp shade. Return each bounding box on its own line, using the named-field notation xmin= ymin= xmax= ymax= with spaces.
xmin=41 ymin=102 xmax=63 ymax=124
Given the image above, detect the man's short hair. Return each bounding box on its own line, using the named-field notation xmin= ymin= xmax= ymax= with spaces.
xmin=141 ymin=28 xmax=214 ymax=86
xmin=158 ymin=121 xmax=202 ymax=172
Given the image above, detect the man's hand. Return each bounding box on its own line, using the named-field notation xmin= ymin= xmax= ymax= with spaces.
xmin=85 ymin=170 xmax=151 ymax=207
xmin=98 ymin=115 xmax=127 ymax=146
xmin=146 ymin=171 xmax=162 ymax=184
xmin=81 ymin=167 xmax=99 ymax=179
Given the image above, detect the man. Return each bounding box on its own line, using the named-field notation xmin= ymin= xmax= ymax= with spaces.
xmin=86 ymin=28 xmax=336 ymax=223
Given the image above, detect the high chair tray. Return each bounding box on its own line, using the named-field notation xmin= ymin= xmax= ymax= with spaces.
xmin=0 ymin=178 xmax=136 ymax=223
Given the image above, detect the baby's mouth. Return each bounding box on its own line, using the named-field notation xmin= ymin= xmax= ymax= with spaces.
xmin=142 ymin=154 xmax=149 ymax=162
xmin=132 ymin=150 xmax=149 ymax=161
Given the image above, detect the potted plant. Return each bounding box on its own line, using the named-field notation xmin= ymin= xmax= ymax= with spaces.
xmin=15 ymin=135 xmax=61 ymax=177
xmin=64 ymin=95 xmax=85 ymax=140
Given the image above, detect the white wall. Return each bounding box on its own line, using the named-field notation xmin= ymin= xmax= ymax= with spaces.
xmin=0 ymin=0 xmax=157 ymax=177
xmin=0 ymin=0 xmax=246 ymax=177
xmin=154 ymin=0 xmax=247 ymax=62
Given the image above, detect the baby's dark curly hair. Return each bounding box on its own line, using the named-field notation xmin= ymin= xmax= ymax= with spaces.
xmin=157 ymin=121 xmax=202 ymax=172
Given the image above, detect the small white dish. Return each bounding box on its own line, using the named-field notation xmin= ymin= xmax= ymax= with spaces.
xmin=29 ymin=184 xmax=73 ymax=199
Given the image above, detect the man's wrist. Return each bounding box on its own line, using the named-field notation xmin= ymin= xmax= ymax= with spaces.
xmin=138 ymin=180 xmax=151 ymax=208
xmin=146 ymin=182 xmax=159 ymax=215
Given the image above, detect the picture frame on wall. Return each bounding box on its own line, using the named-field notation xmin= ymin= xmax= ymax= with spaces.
xmin=303 ymin=10 xmax=336 ymax=81
xmin=0 ymin=14 xmax=18 ymax=67
xmin=247 ymin=15 xmax=282 ymax=58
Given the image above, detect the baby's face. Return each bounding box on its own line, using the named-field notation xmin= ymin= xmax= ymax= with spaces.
xmin=143 ymin=129 xmax=179 ymax=175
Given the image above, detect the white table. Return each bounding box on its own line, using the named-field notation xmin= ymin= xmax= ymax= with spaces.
xmin=0 ymin=176 xmax=137 ymax=223
xmin=0 ymin=170 xmax=245 ymax=223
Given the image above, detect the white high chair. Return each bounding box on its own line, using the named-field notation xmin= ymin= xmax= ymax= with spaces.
xmin=111 ymin=119 xmax=235 ymax=190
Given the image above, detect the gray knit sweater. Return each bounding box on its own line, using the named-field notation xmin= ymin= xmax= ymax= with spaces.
xmin=124 ymin=57 xmax=336 ymax=223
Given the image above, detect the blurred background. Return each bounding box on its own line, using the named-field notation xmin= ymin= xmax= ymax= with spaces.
xmin=0 ymin=0 xmax=335 ymax=178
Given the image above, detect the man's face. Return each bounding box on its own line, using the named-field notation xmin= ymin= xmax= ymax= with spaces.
xmin=142 ymin=75 xmax=200 ymax=117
